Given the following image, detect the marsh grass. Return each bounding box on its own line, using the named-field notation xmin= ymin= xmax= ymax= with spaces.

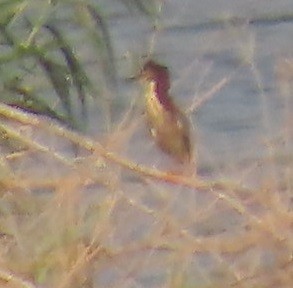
xmin=0 ymin=1 xmax=292 ymax=288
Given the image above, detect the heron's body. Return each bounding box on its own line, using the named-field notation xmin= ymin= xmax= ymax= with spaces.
xmin=140 ymin=61 xmax=192 ymax=163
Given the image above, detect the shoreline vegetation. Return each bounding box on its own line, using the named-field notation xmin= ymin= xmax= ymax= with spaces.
xmin=0 ymin=1 xmax=291 ymax=287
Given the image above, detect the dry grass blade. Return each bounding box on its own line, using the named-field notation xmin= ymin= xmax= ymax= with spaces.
xmin=0 ymin=268 xmax=37 ymax=288
xmin=0 ymin=123 xmax=74 ymax=166
xmin=0 ymin=102 xmax=253 ymax=216
xmin=187 ymin=75 xmax=231 ymax=114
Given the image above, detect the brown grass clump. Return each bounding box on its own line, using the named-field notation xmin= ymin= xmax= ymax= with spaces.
xmin=0 ymin=74 xmax=291 ymax=288
xmin=0 ymin=2 xmax=292 ymax=287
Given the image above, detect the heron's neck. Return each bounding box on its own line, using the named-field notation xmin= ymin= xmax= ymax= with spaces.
xmin=145 ymin=79 xmax=173 ymax=111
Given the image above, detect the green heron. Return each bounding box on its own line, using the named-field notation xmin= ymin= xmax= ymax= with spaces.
xmin=139 ymin=60 xmax=192 ymax=163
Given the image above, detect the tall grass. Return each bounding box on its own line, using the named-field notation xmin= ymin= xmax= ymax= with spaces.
xmin=0 ymin=1 xmax=292 ymax=288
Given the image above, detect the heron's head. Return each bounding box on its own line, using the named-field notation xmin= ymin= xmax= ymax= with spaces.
xmin=140 ymin=60 xmax=170 ymax=91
